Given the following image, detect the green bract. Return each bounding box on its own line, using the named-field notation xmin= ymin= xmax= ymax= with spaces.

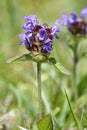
xmin=7 ymin=53 xmax=71 ymax=75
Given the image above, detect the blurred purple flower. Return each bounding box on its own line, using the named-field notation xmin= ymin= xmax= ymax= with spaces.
xmin=19 ymin=14 xmax=61 ymax=55
xmin=61 ymin=7 xmax=87 ymax=36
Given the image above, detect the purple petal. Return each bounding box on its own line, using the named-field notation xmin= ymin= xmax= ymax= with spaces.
xmin=68 ymin=17 xmax=75 ymax=24
xmin=18 ymin=41 xmax=24 ymax=45
xmin=23 ymin=22 xmax=33 ymax=30
xmin=85 ymin=26 xmax=87 ymax=33
xmin=81 ymin=7 xmax=87 ymax=18
xmin=44 ymin=38 xmax=52 ymax=44
xmin=71 ymin=12 xmax=78 ymax=20
xmin=67 ymin=12 xmax=78 ymax=24
xmin=55 ymin=20 xmax=63 ymax=25
xmin=44 ymin=44 xmax=52 ymax=52
xmin=51 ymin=25 xmax=61 ymax=37
xmin=37 ymin=28 xmax=47 ymax=41
xmin=24 ymin=14 xmax=38 ymax=26
xmin=18 ymin=34 xmax=26 ymax=40
xmin=24 ymin=39 xmax=32 ymax=50
xmin=42 ymin=45 xmax=52 ymax=52
xmin=61 ymin=14 xmax=68 ymax=25
xmin=54 ymin=34 xmax=59 ymax=39
xmin=24 ymin=14 xmax=37 ymax=21
xmin=25 ymin=31 xmax=32 ymax=38
xmin=42 ymin=38 xmax=52 ymax=52
xmin=62 ymin=14 xmax=68 ymax=20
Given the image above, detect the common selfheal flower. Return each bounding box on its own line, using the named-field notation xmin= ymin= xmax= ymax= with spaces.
xmin=19 ymin=14 xmax=61 ymax=56
xmin=61 ymin=7 xmax=87 ymax=36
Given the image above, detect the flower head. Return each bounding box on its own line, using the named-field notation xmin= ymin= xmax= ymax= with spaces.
xmin=61 ymin=7 xmax=87 ymax=36
xmin=19 ymin=14 xmax=61 ymax=56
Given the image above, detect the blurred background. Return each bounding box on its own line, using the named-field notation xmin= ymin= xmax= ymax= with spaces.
xmin=0 ymin=0 xmax=87 ymax=129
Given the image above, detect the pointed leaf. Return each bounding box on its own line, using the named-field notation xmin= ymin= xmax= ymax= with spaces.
xmin=37 ymin=114 xmax=53 ymax=130
xmin=6 ymin=53 xmax=33 ymax=63
xmin=46 ymin=57 xmax=71 ymax=75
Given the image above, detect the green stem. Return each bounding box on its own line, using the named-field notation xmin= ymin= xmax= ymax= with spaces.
xmin=37 ymin=62 xmax=43 ymax=119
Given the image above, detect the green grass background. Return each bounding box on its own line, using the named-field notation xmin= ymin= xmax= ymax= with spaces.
xmin=0 ymin=0 xmax=87 ymax=129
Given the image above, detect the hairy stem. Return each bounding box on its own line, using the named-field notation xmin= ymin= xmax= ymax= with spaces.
xmin=37 ymin=62 xmax=43 ymax=119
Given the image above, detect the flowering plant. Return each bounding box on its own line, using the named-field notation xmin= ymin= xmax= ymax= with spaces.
xmin=7 ymin=14 xmax=69 ymax=74
xmin=55 ymin=9 xmax=87 ymax=127
xmin=6 ymin=6 xmax=87 ymax=130
xmin=7 ymin=14 xmax=70 ymax=130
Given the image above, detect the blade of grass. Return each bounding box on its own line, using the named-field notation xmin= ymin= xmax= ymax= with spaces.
xmin=64 ymin=89 xmax=81 ymax=130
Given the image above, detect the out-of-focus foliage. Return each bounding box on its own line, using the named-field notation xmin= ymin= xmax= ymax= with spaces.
xmin=0 ymin=0 xmax=87 ymax=129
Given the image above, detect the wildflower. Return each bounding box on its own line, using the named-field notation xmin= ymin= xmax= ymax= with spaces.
xmin=19 ymin=14 xmax=61 ymax=56
xmin=60 ymin=7 xmax=87 ymax=36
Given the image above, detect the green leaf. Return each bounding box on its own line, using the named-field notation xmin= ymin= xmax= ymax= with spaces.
xmin=46 ymin=57 xmax=71 ymax=75
xmin=37 ymin=114 xmax=53 ymax=130
xmin=6 ymin=53 xmax=33 ymax=63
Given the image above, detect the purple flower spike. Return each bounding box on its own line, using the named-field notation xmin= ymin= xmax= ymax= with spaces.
xmin=61 ymin=7 xmax=87 ymax=36
xmin=19 ymin=14 xmax=61 ymax=55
